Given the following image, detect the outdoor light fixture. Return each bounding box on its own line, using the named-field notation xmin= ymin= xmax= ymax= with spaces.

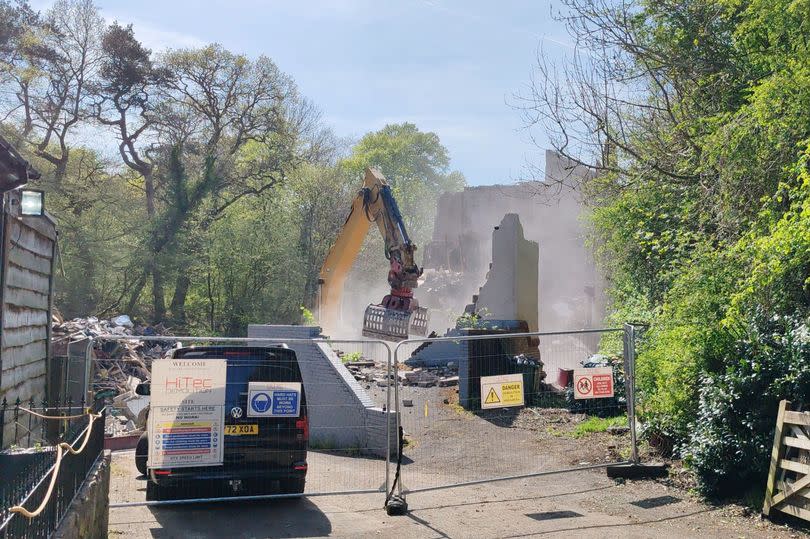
xmin=19 ymin=189 xmax=45 ymax=216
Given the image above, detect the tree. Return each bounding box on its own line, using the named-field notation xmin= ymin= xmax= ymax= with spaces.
xmin=341 ymin=122 xmax=465 ymax=249
xmin=519 ymin=0 xmax=810 ymax=496
xmin=95 ymin=21 xmax=170 ymax=320
xmin=13 ymin=0 xmax=103 ymax=182
xmin=140 ymin=44 xmax=324 ymax=324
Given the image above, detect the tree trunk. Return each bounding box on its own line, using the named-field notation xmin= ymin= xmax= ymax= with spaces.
xmin=151 ymin=261 xmax=166 ymax=322
xmin=125 ymin=269 xmax=148 ymax=314
xmin=143 ymin=170 xmax=166 ymax=323
xmin=169 ymin=273 xmax=190 ymax=326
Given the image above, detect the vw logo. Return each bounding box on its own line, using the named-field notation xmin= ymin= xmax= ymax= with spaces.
xmin=230 ymin=406 xmax=243 ymax=419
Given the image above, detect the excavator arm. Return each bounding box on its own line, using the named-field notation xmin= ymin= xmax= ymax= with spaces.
xmin=318 ymin=167 xmax=429 ymax=341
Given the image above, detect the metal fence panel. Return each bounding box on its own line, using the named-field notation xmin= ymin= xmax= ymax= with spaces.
xmin=0 ymin=404 xmax=105 ymax=539
xmin=94 ymin=336 xmax=396 ymax=507
xmin=391 ymin=328 xmax=635 ymax=495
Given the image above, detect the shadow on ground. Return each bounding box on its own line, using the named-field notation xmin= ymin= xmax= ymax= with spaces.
xmin=147 ymin=498 xmax=331 ymax=538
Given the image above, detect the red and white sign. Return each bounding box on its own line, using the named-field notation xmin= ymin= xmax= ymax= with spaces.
xmin=573 ymin=367 xmax=614 ymax=399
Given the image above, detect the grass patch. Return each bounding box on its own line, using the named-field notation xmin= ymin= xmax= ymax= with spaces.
xmin=571 ymin=415 xmax=627 ymax=438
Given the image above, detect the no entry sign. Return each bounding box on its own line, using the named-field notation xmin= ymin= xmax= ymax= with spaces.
xmin=573 ymin=367 xmax=614 ymax=400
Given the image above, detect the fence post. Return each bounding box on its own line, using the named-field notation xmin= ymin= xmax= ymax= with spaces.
xmin=1 ymin=397 xmax=6 ymax=448
xmin=13 ymin=397 xmax=20 ymax=444
xmin=623 ymin=323 xmax=639 ymax=464
xmin=27 ymin=397 xmax=34 ymax=446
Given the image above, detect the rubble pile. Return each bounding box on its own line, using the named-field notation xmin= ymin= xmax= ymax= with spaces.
xmin=52 ymin=313 xmax=175 ymax=437
xmin=401 ymin=365 xmax=459 ymax=388
xmin=335 ymin=350 xmax=459 ymax=389
xmin=52 ymin=313 xmax=173 ymax=395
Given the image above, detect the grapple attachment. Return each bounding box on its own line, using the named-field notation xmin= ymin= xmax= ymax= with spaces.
xmin=362 ymin=304 xmax=430 ymax=342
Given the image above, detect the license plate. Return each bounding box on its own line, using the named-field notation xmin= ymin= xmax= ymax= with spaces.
xmin=225 ymin=424 xmax=258 ymax=435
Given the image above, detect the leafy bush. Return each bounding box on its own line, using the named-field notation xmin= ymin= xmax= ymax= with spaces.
xmin=682 ymin=314 xmax=810 ymax=497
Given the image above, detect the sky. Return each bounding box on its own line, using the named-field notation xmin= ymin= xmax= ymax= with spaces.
xmin=35 ymin=0 xmax=573 ymax=186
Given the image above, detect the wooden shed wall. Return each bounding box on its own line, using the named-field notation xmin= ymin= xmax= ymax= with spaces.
xmin=0 ymin=194 xmax=57 ymax=447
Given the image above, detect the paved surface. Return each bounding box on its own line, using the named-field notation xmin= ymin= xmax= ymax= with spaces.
xmin=108 ymin=449 xmax=802 ymax=538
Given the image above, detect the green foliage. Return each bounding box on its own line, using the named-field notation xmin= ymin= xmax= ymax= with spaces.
xmin=0 ymin=3 xmax=465 ymax=337
xmin=300 ymin=307 xmax=317 ymax=325
xmin=341 ymin=352 xmax=362 ymax=364
xmin=341 ymin=122 xmax=465 ymax=249
xmin=548 ymin=0 xmax=810 ymax=496
xmin=683 ymin=314 xmax=810 ymax=497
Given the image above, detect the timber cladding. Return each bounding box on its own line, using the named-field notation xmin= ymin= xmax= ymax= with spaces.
xmin=0 ymin=191 xmax=57 ymax=448
xmin=763 ymin=400 xmax=810 ymax=522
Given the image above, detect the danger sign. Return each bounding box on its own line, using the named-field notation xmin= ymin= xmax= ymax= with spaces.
xmin=480 ymin=373 xmax=524 ymax=409
xmin=573 ymin=367 xmax=614 ymax=399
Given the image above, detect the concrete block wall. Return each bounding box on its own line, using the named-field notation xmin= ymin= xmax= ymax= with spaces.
xmin=247 ymin=324 xmax=397 ymax=458
xmin=53 ymin=451 xmax=110 ymax=539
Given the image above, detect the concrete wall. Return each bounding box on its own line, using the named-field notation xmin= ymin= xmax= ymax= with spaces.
xmin=53 ymin=451 xmax=110 ymax=539
xmin=474 ymin=214 xmax=539 ymax=331
xmin=247 ymin=324 xmax=396 ymax=458
xmin=420 ymin=150 xmax=605 ymax=336
xmin=0 ymin=190 xmax=57 ymax=447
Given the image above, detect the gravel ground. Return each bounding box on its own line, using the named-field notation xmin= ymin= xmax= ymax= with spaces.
xmin=108 ymin=380 xmax=809 ymax=537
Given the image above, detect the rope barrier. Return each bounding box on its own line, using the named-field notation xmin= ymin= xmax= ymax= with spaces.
xmin=18 ymin=407 xmax=90 ymax=420
xmin=7 ymin=410 xmax=101 ymax=520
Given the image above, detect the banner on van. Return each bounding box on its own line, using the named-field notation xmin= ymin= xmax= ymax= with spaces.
xmin=148 ymin=358 xmax=226 ymax=468
xmin=247 ymin=381 xmax=302 ymax=417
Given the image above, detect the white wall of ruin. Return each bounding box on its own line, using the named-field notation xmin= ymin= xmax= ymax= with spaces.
xmin=418 ymin=150 xmax=606 ymax=335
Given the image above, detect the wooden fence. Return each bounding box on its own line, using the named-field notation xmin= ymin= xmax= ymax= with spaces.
xmin=763 ymin=400 xmax=810 ymax=521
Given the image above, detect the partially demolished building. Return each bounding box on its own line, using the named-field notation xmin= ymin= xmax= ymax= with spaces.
xmin=417 ymin=150 xmax=605 ymax=336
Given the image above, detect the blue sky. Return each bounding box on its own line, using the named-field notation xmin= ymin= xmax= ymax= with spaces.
xmin=37 ymin=1 xmax=572 ymax=186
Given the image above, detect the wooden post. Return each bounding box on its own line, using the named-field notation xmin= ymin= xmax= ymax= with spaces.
xmin=763 ymin=400 xmax=790 ymax=516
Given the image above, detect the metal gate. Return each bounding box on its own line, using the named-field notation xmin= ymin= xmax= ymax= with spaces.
xmin=389 ymin=326 xmax=639 ymax=498
xmin=91 ymin=335 xmax=396 ymax=507
xmin=89 ymin=326 xmax=639 ymax=509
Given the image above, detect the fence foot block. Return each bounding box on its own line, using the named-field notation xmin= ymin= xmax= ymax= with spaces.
xmin=606 ymin=463 xmax=668 ymax=479
xmin=385 ymin=495 xmax=408 ymax=516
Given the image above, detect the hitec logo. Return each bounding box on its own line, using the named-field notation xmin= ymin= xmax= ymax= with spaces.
xmin=164 ymin=377 xmax=213 ymax=394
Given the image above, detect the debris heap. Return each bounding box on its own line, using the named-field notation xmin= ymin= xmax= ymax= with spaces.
xmin=52 ymin=313 xmax=173 ymax=396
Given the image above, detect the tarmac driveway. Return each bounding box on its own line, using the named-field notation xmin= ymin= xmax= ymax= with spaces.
xmin=107 ymin=449 xmax=800 ymax=538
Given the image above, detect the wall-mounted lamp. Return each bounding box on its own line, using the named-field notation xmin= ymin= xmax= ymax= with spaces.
xmin=20 ymin=189 xmax=45 ymax=216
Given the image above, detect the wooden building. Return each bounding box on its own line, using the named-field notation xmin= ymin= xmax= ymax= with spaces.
xmin=0 ymin=135 xmax=58 ymax=447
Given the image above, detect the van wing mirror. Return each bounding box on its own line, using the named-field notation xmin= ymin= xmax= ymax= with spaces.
xmin=135 ymin=382 xmax=150 ymax=396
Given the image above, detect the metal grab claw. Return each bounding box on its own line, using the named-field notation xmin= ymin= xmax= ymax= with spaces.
xmin=362 ymin=305 xmax=429 ymax=342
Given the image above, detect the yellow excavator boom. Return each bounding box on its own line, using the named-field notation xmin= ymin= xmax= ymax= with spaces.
xmin=317 ymin=167 xmax=428 ymax=340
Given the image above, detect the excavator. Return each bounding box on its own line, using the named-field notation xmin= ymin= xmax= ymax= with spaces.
xmin=317 ymin=167 xmax=429 ymax=342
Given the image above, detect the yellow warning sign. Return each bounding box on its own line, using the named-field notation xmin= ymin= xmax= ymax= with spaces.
xmin=480 ymin=374 xmax=524 ymax=410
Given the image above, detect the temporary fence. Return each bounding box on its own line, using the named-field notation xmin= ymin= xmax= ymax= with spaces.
xmin=390 ymin=326 xmax=636 ymax=497
xmin=93 ymin=325 xmax=640 ymax=510
xmin=94 ymin=335 xmax=396 ymax=508
xmin=0 ymin=402 xmax=106 ymax=539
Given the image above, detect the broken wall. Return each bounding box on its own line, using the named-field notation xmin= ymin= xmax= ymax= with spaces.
xmin=474 ymin=214 xmax=539 ymax=331
xmin=418 ymin=150 xmax=605 ymax=336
